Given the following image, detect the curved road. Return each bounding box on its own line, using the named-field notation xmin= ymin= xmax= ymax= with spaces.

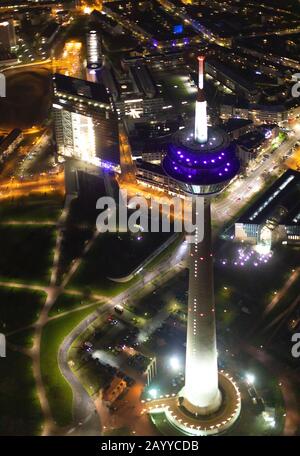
xmin=58 ymin=240 xmax=188 ymax=435
xmin=58 ymin=311 xmax=103 ymax=436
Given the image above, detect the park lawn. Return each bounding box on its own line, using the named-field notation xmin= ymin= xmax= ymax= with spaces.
xmin=68 ymin=274 xmax=135 ymax=298
xmin=57 ymin=226 xmax=94 ymax=285
xmin=0 ymin=349 xmax=43 ymax=436
xmin=40 ymin=304 xmax=100 ymax=427
xmin=0 ymin=286 xmax=45 ymax=333
xmin=0 ymin=226 xmax=56 ymax=285
xmin=69 ymin=359 xmax=108 ymax=398
xmin=49 ymin=293 xmax=102 ymax=317
xmin=7 ymin=328 xmax=35 ymax=349
xmin=0 ymin=193 xmax=63 ymax=223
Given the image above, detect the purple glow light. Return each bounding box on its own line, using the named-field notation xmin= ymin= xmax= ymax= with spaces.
xmin=164 ymin=141 xmax=240 ymax=186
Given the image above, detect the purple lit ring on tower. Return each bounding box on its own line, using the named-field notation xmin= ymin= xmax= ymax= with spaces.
xmin=163 ymin=127 xmax=240 ymax=195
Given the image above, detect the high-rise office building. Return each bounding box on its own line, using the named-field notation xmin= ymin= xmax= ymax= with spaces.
xmin=53 ymin=73 xmax=120 ymax=170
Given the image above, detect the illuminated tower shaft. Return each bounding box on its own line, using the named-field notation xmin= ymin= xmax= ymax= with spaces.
xmin=86 ymin=29 xmax=103 ymax=83
xmin=86 ymin=30 xmax=102 ymax=66
xmin=161 ymin=53 xmax=240 ymax=432
xmin=194 ymin=56 xmax=208 ymax=144
xmin=182 ymin=197 xmax=221 ymax=415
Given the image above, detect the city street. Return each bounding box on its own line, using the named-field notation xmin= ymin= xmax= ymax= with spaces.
xmin=213 ymin=130 xmax=300 ymax=224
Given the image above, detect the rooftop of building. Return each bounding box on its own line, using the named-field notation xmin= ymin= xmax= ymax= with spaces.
xmin=237 ymin=169 xmax=300 ymax=226
xmin=206 ymin=59 xmax=259 ymax=93
xmin=130 ymin=119 xmax=180 ymax=140
xmin=236 ymin=130 xmax=266 ymax=151
xmin=103 ymin=375 xmax=126 ymax=394
xmin=53 ymin=73 xmax=111 ymax=105
xmin=128 ymin=61 xmax=157 ymax=97
xmin=222 ymin=118 xmax=253 ymax=133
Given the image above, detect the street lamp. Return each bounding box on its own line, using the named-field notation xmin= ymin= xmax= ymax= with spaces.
xmin=149 ymin=388 xmax=158 ymax=399
xmin=169 ymin=356 xmax=180 ymax=371
xmin=246 ymin=373 xmax=255 ymax=385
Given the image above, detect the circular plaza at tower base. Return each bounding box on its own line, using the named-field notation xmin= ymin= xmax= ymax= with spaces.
xmin=163 ymin=126 xmax=240 ymax=196
xmin=147 ymin=372 xmax=241 ymax=436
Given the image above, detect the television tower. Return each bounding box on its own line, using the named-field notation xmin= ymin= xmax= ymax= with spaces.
xmin=146 ymin=56 xmax=241 ymax=435
xmin=194 ymin=56 xmax=208 ymax=144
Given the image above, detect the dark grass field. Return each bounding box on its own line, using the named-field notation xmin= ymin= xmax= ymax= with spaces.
xmin=0 ymin=226 xmax=56 ymax=285
xmin=0 ymin=68 xmax=52 ymax=130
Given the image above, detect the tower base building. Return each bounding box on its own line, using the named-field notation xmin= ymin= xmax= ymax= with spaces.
xmin=146 ymin=372 xmax=241 ymax=436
